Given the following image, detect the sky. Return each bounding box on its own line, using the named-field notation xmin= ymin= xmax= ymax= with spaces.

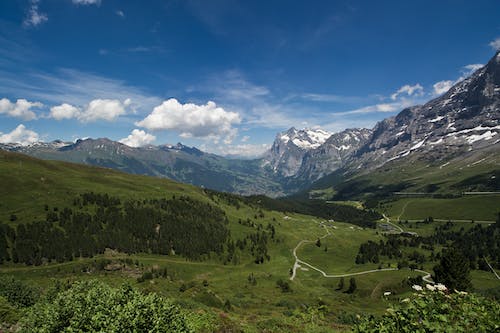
xmin=0 ymin=0 xmax=499 ymax=157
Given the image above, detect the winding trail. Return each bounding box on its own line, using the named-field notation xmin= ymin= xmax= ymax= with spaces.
xmin=484 ymin=257 xmax=500 ymax=280
xmin=289 ymin=221 xmax=433 ymax=282
xmin=397 ymin=200 xmax=412 ymax=222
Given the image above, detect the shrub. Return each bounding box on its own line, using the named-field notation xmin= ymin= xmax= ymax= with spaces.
xmin=353 ymin=286 xmax=500 ymax=332
xmin=0 ymin=276 xmax=40 ymax=308
xmin=19 ymin=280 xmax=191 ymax=332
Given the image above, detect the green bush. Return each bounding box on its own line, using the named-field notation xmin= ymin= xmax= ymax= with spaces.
xmin=0 ymin=276 xmax=40 ymax=308
xmin=0 ymin=296 xmax=20 ymax=324
xmin=19 ymin=280 xmax=191 ymax=332
xmin=353 ymin=287 xmax=500 ymax=332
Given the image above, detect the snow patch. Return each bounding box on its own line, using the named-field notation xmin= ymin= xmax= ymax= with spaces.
xmin=465 ymin=131 xmax=497 ymax=144
xmin=428 ymin=115 xmax=445 ymax=123
xmin=410 ymin=139 xmax=426 ymax=150
xmin=395 ymin=130 xmax=405 ymax=137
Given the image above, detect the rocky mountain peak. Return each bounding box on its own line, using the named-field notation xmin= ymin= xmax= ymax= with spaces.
xmin=354 ymin=52 xmax=500 ymax=169
xmin=262 ymin=127 xmax=332 ymax=177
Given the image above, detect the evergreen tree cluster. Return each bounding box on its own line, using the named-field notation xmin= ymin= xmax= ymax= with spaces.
xmin=355 ymin=237 xmax=403 ymax=264
xmin=1 ymin=192 xmax=230 ymax=265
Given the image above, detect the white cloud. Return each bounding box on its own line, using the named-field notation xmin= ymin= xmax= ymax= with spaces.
xmin=432 ymin=63 xmax=483 ymax=96
xmin=49 ymin=99 xmax=129 ymax=122
xmin=462 ymin=64 xmax=483 ymax=76
xmin=219 ymin=143 xmax=271 ymax=158
xmin=79 ymin=99 xmax=128 ymax=122
xmin=50 ymin=103 xmax=80 ymax=120
xmin=23 ymin=0 xmax=48 ymax=27
xmin=489 ymin=37 xmax=500 ymax=51
xmin=116 ymin=10 xmax=125 ymax=18
xmin=390 ymin=84 xmax=424 ymax=100
xmin=241 ymin=135 xmax=250 ymax=142
xmin=336 ymin=103 xmax=401 ymax=116
xmin=0 ymin=68 xmax=161 ymax=113
xmin=0 ymin=124 xmax=39 ymax=145
xmin=0 ymin=98 xmax=41 ymax=120
xmin=119 ymin=129 xmax=156 ymax=147
xmin=433 ymin=80 xmax=454 ymax=96
xmin=72 ymin=0 xmax=101 ymax=5
xmin=136 ymin=98 xmax=241 ymax=143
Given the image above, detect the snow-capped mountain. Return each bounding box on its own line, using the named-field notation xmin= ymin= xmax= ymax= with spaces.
xmin=262 ymin=127 xmax=332 ymax=177
xmin=296 ymin=128 xmax=373 ymax=182
xmin=352 ymin=51 xmax=500 ymax=170
xmin=2 ymin=52 xmax=499 ymax=197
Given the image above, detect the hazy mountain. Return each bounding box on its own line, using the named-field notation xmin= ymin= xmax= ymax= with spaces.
xmin=1 ymin=137 xmax=285 ymax=196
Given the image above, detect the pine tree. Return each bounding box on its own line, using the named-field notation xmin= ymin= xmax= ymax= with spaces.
xmin=347 ymin=277 xmax=357 ymax=294
xmin=433 ymin=247 xmax=472 ymax=291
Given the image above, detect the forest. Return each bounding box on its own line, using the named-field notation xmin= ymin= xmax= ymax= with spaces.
xmin=0 ymin=193 xmax=232 ymax=265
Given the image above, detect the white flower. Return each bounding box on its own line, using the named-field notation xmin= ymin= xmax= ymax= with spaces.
xmin=435 ymin=283 xmax=447 ymax=291
xmin=412 ymin=285 xmax=423 ymax=291
xmin=383 ymin=291 xmax=392 ymax=296
xmin=426 ymin=284 xmax=436 ymax=291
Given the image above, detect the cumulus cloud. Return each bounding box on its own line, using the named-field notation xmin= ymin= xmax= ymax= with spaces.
xmin=433 ymin=80 xmax=454 ymax=96
xmin=432 ymin=63 xmax=483 ymax=96
xmin=80 ymin=99 xmax=128 ymax=122
xmin=136 ymin=98 xmax=241 ymax=143
xmin=0 ymin=124 xmax=39 ymax=145
xmin=391 ymin=84 xmax=424 ymax=100
xmin=49 ymin=99 xmax=129 ymax=122
xmin=219 ymin=143 xmax=271 ymax=158
xmin=0 ymin=98 xmax=41 ymax=120
xmin=462 ymin=64 xmax=483 ymax=76
xmin=489 ymin=37 xmax=500 ymax=51
xmin=119 ymin=129 xmax=156 ymax=147
xmin=50 ymin=103 xmax=81 ymax=120
xmin=23 ymin=0 xmax=48 ymax=27
xmin=72 ymin=0 xmax=101 ymax=5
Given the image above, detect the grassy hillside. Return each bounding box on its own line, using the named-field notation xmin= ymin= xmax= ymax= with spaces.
xmin=0 ymin=150 xmax=498 ymax=331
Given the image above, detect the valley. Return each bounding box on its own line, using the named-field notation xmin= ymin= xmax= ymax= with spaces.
xmin=0 ymin=34 xmax=499 ymax=333
xmin=0 ymin=150 xmax=498 ymax=331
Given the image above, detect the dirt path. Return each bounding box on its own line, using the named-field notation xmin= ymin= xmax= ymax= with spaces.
xmin=484 ymin=257 xmax=500 ymax=280
xmin=290 ymin=221 xmax=433 ymax=281
xmin=397 ymin=200 xmax=412 ymax=221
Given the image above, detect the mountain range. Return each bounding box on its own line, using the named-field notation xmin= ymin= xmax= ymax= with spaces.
xmin=2 ymin=52 xmax=500 ymax=198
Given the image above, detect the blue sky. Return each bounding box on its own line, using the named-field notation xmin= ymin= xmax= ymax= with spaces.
xmin=0 ymin=0 xmax=499 ymax=157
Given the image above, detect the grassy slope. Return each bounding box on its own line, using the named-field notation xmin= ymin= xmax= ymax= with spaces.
xmin=382 ymin=196 xmax=499 ymax=221
xmin=0 ymin=150 xmax=498 ymax=331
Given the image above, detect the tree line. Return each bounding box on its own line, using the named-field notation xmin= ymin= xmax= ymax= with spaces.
xmin=0 ymin=192 xmax=231 ymax=265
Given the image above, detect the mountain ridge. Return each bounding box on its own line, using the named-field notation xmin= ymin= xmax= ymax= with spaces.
xmin=1 ymin=52 xmax=499 ymax=198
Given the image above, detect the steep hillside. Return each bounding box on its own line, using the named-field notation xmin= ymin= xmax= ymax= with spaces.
xmin=354 ymin=51 xmax=500 ymax=170
xmin=306 ymin=52 xmax=500 ymax=201
xmin=1 ymin=138 xmax=284 ymax=196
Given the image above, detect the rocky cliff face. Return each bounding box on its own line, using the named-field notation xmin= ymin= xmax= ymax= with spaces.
xmin=295 ymin=128 xmax=372 ymax=182
xmin=353 ymin=51 xmax=500 ymax=170
xmin=261 ymin=127 xmax=331 ymax=177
